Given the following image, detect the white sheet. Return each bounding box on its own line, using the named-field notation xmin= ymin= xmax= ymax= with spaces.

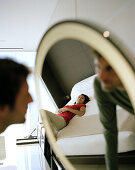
xmin=57 ymin=131 xmax=135 ymax=156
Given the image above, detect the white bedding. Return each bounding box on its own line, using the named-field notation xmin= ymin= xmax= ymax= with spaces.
xmin=56 ymin=75 xmax=135 ymax=156
xmin=57 ymin=132 xmax=135 ymax=156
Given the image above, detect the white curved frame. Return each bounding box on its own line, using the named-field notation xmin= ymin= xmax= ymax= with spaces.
xmin=35 ymin=21 xmax=135 ymax=170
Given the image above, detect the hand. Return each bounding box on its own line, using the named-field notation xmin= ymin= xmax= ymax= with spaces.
xmin=58 ymin=107 xmax=68 ymax=113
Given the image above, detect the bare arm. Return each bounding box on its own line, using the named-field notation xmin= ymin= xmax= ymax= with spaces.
xmin=58 ymin=106 xmax=86 ymax=116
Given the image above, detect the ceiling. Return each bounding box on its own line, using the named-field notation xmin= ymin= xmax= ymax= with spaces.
xmin=0 ymin=0 xmax=135 ymax=54
xmin=0 ymin=0 xmax=59 ymax=52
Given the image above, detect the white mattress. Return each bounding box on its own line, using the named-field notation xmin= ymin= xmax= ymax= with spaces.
xmin=56 ymin=105 xmax=135 ymax=156
xmin=56 ymin=108 xmax=135 ymax=156
xmin=56 ymin=131 xmax=135 ymax=156
xmin=56 ymin=75 xmax=135 ymax=156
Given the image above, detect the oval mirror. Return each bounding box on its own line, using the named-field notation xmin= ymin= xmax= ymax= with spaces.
xmin=35 ymin=20 xmax=135 ymax=170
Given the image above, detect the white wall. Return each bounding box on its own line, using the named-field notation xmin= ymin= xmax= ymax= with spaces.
xmin=49 ymin=0 xmax=135 ymax=56
xmin=0 ymin=0 xmax=59 ymax=51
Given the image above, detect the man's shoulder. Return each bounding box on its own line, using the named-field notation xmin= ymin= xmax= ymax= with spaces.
xmin=93 ymin=76 xmax=111 ymax=102
xmin=93 ymin=76 xmax=102 ymax=92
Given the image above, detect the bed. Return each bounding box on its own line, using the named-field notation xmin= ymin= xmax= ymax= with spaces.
xmin=56 ymin=74 xmax=135 ymax=164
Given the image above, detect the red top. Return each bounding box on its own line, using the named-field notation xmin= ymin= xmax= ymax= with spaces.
xmin=57 ymin=104 xmax=86 ymax=125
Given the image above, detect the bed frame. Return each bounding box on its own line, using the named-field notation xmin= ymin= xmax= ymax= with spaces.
xmin=43 ymin=134 xmax=135 ymax=170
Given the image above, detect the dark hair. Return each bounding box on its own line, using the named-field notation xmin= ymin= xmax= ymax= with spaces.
xmin=81 ymin=94 xmax=90 ymax=104
xmin=74 ymin=94 xmax=90 ymax=104
xmin=0 ymin=58 xmax=30 ymax=109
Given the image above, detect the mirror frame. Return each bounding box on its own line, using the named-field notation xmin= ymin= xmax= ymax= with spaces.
xmin=35 ymin=20 xmax=135 ymax=170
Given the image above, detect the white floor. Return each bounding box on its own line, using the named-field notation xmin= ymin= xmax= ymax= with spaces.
xmin=0 ymin=133 xmax=50 ymax=170
xmin=16 ymin=144 xmax=47 ymax=170
xmin=0 ymin=143 xmax=49 ymax=170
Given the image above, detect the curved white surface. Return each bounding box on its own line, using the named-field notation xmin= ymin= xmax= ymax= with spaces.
xmin=57 ymin=131 xmax=135 ymax=156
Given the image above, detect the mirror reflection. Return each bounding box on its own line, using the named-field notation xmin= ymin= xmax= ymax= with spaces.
xmin=39 ymin=38 xmax=135 ymax=170
xmin=41 ymin=39 xmax=95 ymax=108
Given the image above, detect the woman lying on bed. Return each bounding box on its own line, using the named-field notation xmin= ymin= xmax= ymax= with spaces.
xmin=41 ymin=94 xmax=90 ymax=136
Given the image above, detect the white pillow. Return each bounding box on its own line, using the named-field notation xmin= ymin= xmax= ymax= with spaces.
xmin=70 ymin=74 xmax=97 ymax=100
xmin=84 ymin=99 xmax=99 ymax=116
xmin=66 ymin=74 xmax=97 ymax=105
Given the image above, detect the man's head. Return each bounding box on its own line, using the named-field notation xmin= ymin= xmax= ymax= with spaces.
xmin=0 ymin=58 xmax=33 ymax=133
xmin=93 ymin=51 xmax=124 ymax=91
